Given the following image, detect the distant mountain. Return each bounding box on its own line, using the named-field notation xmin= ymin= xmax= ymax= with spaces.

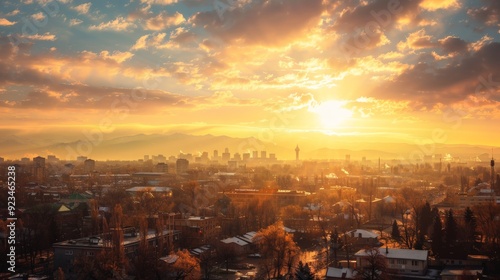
xmin=4 ymin=133 xmax=286 ymax=161
xmin=1 ymin=133 xmax=498 ymax=162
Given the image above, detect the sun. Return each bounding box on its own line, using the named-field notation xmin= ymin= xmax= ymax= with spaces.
xmin=312 ymin=100 xmax=353 ymax=129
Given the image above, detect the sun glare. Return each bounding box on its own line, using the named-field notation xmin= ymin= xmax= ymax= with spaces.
xmin=312 ymin=100 xmax=353 ymax=129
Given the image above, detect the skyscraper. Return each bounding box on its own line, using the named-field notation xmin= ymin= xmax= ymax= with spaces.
xmin=33 ymin=156 xmax=45 ymax=183
xmin=176 ymin=158 xmax=189 ymax=175
xmin=222 ymin=148 xmax=230 ymax=162
xmin=295 ymin=145 xmax=300 ymax=161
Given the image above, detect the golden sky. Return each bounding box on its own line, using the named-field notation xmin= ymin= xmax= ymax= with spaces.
xmin=0 ymin=0 xmax=500 ymax=159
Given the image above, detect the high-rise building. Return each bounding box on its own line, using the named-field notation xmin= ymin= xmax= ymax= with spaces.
xmin=0 ymin=157 xmax=4 ymax=163
xmin=33 ymin=156 xmax=46 ymax=183
xmin=84 ymin=159 xmax=96 ymax=173
xmin=47 ymin=155 xmax=59 ymax=163
xmin=157 ymin=154 xmax=166 ymax=163
xmin=213 ymin=150 xmax=219 ymax=160
xmin=252 ymin=151 xmax=259 ymax=159
xmin=155 ymin=162 xmax=168 ymax=173
xmin=144 ymin=155 xmax=150 ymax=161
xmin=222 ymin=148 xmax=230 ymax=162
xmin=243 ymin=153 xmax=251 ymax=161
xmin=261 ymin=151 xmax=267 ymax=159
xmin=295 ymin=145 xmax=300 ymax=161
xmin=176 ymin=159 xmax=189 ymax=175
xmin=233 ymin=153 xmax=241 ymax=161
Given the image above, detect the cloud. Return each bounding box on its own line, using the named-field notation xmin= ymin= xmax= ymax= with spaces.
xmin=420 ymin=0 xmax=461 ymax=11
xmin=6 ymin=10 xmax=20 ymax=16
xmin=163 ymin=27 xmax=197 ymax=48
xmin=89 ymin=17 xmax=136 ymax=31
xmin=468 ymin=0 xmax=500 ymax=26
xmin=191 ymin=0 xmax=324 ymax=46
xmin=131 ymin=33 xmax=167 ymax=50
xmin=438 ymin=36 xmax=468 ymax=54
xmin=140 ymin=0 xmax=177 ymax=5
xmin=71 ymin=2 xmax=92 ymax=15
xmin=31 ymin=12 xmax=46 ymax=21
xmin=333 ymin=0 xmax=422 ymax=32
xmin=376 ymin=42 xmax=500 ymax=106
xmin=20 ymin=32 xmax=57 ymax=41
xmin=69 ymin=18 xmax=83 ymax=26
xmin=397 ymin=29 xmax=435 ymax=51
xmin=269 ymin=92 xmax=318 ymax=112
xmin=144 ymin=11 xmax=185 ymax=30
xmin=0 ymin=18 xmax=16 ymax=26
xmin=95 ymin=50 xmax=135 ymax=63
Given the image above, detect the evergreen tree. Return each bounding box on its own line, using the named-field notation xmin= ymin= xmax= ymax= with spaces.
xmin=295 ymin=261 xmax=315 ymax=280
xmin=431 ymin=211 xmax=443 ymax=257
xmin=391 ymin=220 xmax=401 ymax=241
xmin=444 ymin=209 xmax=458 ymax=255
xmin=419 ymin=202 xmax=432 ymax=236
xmin=463 ymin=207 xmax=478 ymax=250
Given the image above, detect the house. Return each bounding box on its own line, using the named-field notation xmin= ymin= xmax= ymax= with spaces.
xmin=344 ymin=229 xmax=382 ymax=250
xmin=326 ymin=267 xmax=356 ymax=279
xmin=218 ymin=231 xmax=257 ymax=256
xmin=355 ymin=248 xmax=428 ymax=276
xmin=220 ymin=237 xmax=250 ymax=255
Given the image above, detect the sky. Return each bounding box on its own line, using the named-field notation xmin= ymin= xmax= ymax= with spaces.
xmin=1 ymin=0 xmax=500 ymax=159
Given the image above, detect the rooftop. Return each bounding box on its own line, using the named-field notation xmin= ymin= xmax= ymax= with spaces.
xmin=326 ymin=267 xmax=356 ymax=279
xmin=221 ymin=237 xmax=249 ymax=246
xmin=347 ymin=229 xmax=379 ymax=239
xmin=355 ymin=248 xmax=428 ymax=261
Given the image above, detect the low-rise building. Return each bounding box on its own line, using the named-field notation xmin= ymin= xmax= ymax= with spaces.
xmin=53 ymin=227 xmax=180 ymax=276
xmin=344 ymin=229 xmax=382 ymax=251
xmin=174 ymin=215 xmax=219 ymax=248
xmin=355 ymin=248 xmax=428 ymax=276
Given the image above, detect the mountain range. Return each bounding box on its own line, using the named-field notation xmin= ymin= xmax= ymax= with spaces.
xmin=0 ymin=133 xmax=497 ymax=162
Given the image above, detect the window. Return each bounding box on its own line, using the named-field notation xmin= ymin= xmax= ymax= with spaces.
xmin=411 ymin=260 xmax=419 ymax=266
xmin=397 ymin=259 xmax=406 ymax=265
xmin=86 ymin=251 xmax=95 ymax=257
xmin=65 ymin=250 xmax=73 ymax=256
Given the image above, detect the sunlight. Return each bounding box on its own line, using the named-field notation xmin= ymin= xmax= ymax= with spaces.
xmin=312 ymin=100 xmax=353 ymax=129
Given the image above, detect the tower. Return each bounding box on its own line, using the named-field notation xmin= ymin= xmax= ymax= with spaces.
xmin=491 ymin=155 xmax=495 ymax=189
xmin=295 ymin=145 xmax=300 ymax=161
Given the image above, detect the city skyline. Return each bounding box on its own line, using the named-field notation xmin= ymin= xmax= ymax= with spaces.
xmin=1 ymin=0 xmax=500 ymax=160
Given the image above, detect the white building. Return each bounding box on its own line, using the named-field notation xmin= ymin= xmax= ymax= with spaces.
xmin=355 ymin=248 xmax=428 ymax=276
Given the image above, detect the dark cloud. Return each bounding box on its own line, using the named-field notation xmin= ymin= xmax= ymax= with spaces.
xmin=334 ymin=0 xmax=422 ymax=33
xmin=468 ymin=0 xmax=500 ymax=25
xmin=333 ymin=0 xmax=423 ymax=55
xmin=191 ymin=0 xmax=324 ymax=46
xmin=438 ymin=36 xmax=468 ymax=54
xmin=0 ymin=38 xmax=186 ymax=110
xmin=375 ymin=42 xmax=500 ymax=106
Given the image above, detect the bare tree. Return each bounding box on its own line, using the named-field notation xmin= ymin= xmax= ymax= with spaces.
xmin=355 ymin=248 xmax=389 ymax=280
